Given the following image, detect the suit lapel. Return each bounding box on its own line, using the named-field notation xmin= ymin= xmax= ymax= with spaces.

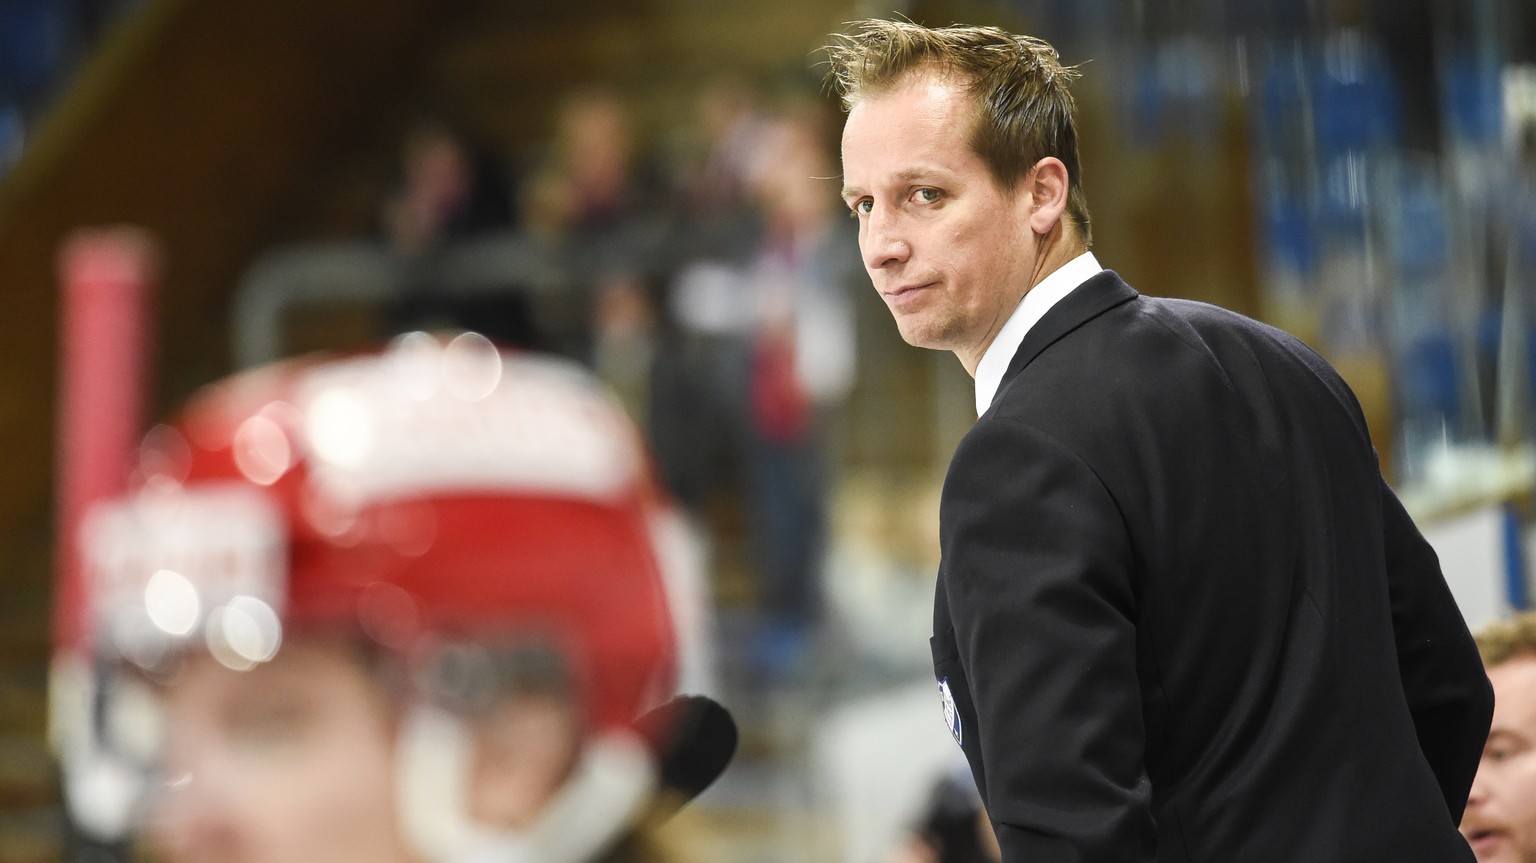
xmin=1000 ymin=269 xmax=1138 ymax=387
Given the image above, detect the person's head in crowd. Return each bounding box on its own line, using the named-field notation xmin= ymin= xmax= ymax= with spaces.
xmin=1463 ymin=611 xmax=1536 ymax=863
xmin=524 ymin=87 xmax=643 ymax=235
xmin=748 ymin=97 xmax=839 ymax=238
xmin=827 ymin=20 xmax=1091 ymax=369
xmin=384 ymin=116 xmax=515 ymax=254
xmin=683 ymin=72 xmax=768 ymax=215
xmin=57 ymin=333 xmax=700 ymax=863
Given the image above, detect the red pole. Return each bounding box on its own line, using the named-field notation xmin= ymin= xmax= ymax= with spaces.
xmin=53 ymin=227 xmax=158 ymax=656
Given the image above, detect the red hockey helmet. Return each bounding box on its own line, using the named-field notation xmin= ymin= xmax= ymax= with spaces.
xmin=79 ymin=331 xmax=678 ymax=729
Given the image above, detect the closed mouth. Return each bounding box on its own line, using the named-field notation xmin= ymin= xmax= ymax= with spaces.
xmin=883 ymin=282 xmax=935 ymax=298
xmin=1467 ymin=828 xmax=1504 ymax=850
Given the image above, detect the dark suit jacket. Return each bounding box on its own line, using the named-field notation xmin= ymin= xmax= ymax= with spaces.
xmin=932 ymin=270 xmax=1493 ymax=862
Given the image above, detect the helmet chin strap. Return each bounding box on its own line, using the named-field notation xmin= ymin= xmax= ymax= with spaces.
xmin=396 ymin=704 xmax=659 ymax=863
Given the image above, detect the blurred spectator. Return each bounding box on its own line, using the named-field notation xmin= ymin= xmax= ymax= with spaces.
xmin=56 ymin=334 xmax=724 ymax=863
xmin=647 ymin=78 xmax=771 ymax=513
xmin=522 ymin=86 xmax=670 ymax=259
xmin=739 ymin=100 xmax=857 ymax=656
xmin=523 ymin=86 xmax=675 ymax=388
xmin=671 ymin=73 xmax=771 ymax=262
xmin=680 ymin=73 xmax=768 ymax=217
xmin=523 ymin=87 xmax=637 ymax=235
xmin=1462 ymin=610 xmax=1536 ymax=863
xmin=379 ymin=116 xmax=538 ymax=350
xmin=661 ymin=95 xmax=859 ymax=676
xmin=593 ymin=270 xmax=659 ymax=425
xmin=381 ymin=115 xmax=517 ymax=256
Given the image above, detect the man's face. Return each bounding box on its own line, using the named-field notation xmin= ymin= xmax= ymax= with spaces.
xmin=146 ymin=639 xmax=418 ymax=863
xmin=1463 ymin=655 xmax=1536 ymax=863
xmin=840 ymin=72 xmax=1038 ymax=371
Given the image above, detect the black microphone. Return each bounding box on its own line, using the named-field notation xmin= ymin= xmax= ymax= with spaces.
xmin=631 ymin=694 xmax=738 ymax=815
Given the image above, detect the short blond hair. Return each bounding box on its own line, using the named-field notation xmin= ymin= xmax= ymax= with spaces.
xmin=1475 ymin=610 xmax=1536 ymax=667
xmin=823 ymin=19 xmax=1091 ymax=246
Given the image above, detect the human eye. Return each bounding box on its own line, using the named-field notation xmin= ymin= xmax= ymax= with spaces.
xmin=228 ymin=701 xmax=310 ymax=749
xmin=1484 ymin=734 xmax=1527 ymax=764
xmin=221 ymin=684 xmax=323 ymax=754
xmin=849 ymin=198 xmax=873 ymax=218
xmin=912 ymin=187 xmax=942 ymax=205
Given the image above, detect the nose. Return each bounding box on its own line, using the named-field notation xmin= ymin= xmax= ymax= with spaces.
xmin=862 ymin=207 xmax=910 ymax=271
xmin=1466 ymin=768 xmax=1490 ymax=808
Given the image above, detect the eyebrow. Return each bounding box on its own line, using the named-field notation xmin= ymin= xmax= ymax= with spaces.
xmin=1485 ymin=729 xmax=1530 ymax=749
xmin=841 ymin=166 xmax=952 ymax=202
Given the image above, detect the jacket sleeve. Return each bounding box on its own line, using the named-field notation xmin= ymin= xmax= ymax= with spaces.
xmin=1380 ymin=476 xmax=1493 ymax=822
xmin=941 ymin=416 xmax=1155 ymax=862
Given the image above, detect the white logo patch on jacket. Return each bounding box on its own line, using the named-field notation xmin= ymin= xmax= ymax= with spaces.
xmin=939 ymin=678 xmax=962 ymax=746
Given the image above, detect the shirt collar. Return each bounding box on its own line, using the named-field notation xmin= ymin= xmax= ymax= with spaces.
xmin=973 ymin=251 xmax=1103 ymax=416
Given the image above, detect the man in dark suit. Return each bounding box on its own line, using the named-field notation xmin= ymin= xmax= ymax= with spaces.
xmin=828 ymin=19 xmax=1493 ymax=862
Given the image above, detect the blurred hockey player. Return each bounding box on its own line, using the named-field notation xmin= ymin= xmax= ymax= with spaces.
xmin=53 ymin=331 xmax=729 ymax=863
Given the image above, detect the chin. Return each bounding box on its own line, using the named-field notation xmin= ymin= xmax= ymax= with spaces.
xmin=893 ymin=315 xmax=956 ymax=353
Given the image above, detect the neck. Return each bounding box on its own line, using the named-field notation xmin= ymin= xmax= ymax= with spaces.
xmin=1029 ymin=223 xmax=1086 ymax=290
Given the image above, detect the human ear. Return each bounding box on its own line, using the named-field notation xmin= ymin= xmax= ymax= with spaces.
xmin=1024 ymin=156 xmax=1070 ymax=236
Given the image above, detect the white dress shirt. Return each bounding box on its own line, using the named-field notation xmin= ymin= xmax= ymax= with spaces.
xmin=973 ymin=251 xmax=1103 ymax=415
